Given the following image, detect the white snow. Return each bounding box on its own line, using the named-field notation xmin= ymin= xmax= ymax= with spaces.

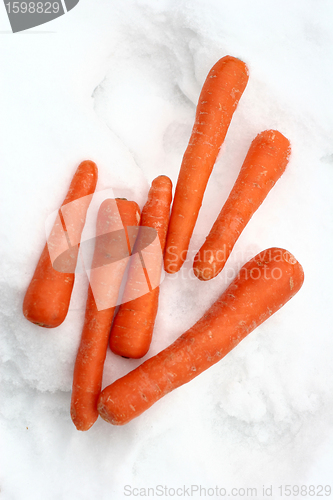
xmin=1 ymin=0 xmax=333 ymax=498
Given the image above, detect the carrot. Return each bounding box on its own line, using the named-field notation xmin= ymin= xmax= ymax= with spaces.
xmin=70 ymin=198 xmax=140 ymax=431
xmin=22 ymin=160 xmax=98 ymax=328
xmin=109 ymin=175 xmax=173 ymax=359
xmin=193 ymin=130 xmax=291 ymax=281
xmin=98 ymin=247 xmax=304 ymax=425
xmin=164 ymin=55 xmax=249 ymax=274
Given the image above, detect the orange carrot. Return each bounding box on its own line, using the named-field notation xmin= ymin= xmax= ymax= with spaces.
xmin=22 ymin=160 xmax=98 ymax=328
xmin=110 ymin=176 xmax=173 ymax=359
xmin=193 ymin=130 xmax=291 ymax=281
xmin=98 ymin=247 xmax=304 ymax=425
xmin=164 ymin=55 xmax=249 ymax=274
xmin=70 ymin=198 xmax=140 ymax=431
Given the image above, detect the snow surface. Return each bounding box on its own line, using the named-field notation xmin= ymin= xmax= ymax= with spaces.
xmin=1 ymin=0 xmax=333 ymax=498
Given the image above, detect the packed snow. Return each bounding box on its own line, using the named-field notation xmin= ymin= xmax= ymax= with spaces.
xmin=1 ymin=0 xmax=333 ymax=498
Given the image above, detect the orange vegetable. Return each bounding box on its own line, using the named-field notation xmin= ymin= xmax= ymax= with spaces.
xmin=193 ymin=130 xmax=291 ymax=280
xmin=164 ymin=55 xmax=249 ymax=274
xmin=70 ymin=198 xmax=140 ymax=431
xmin=110 ymin=175 xmax=173 ymax=359
xmin=98 ymin=247 xmax=304 ymax=425
xmin=22 ymin=160 xmax=98 ymax=328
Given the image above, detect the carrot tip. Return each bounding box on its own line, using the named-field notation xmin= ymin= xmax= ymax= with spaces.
xmin=192 ymin=266 xmax=215 ymax=281
xmin=97 ymin=402 xmax=116 ymax=425
xmin=283 ymin=251 xmax=297 ymax=265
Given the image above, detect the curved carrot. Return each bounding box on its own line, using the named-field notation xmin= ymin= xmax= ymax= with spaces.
xmin=22 ymin=160 xmax=98 ymax=328
xmin=70 ymin=198 xmax=141 ymax=431
xmin=164 ymin=55 xmax=249 ymax=274
xmin=110 ymin=175 xmax=173 ymax=359
xmin=98 ymin=247 xmax=304 ymax=425
xmin=193 ymin=130 xmax=291 ymax=281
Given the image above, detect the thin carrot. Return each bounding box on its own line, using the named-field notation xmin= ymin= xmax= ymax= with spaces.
xmin=22 ymin=160 xmax=98 ymax=328
xmin=110 ymin=175 xmax=173 ymax=359
xmin=98 ymin=247 xmax=304 ymax=425
xmin=70 ymin=198 xmax=140 ymax=431
xmin=164 ymin=55 xmax=249 ymax=274
xmin=193 ymin=130 xmax=291 ymax=281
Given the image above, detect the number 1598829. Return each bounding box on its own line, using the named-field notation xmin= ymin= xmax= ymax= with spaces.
xmin=5 ymin=2 xmax=60 ymax=14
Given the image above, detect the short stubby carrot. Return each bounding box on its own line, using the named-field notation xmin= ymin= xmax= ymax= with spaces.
xmin=164 ymin=55 xmax=249 ymax=274
xmin=98 ymin=247 xmax=304 ymax=425
xmin=110 ymin=175 xmax=173 ymax=359
xmin=193 ymin=130 xmax=291 ymax=281
xmin=70 ymin=198 xmax=141 ymax=431
xmin=22 ymin=160 xmax=98 ymax=328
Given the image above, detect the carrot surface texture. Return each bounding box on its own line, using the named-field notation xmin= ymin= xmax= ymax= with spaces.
xmin=109 ymin=175 xmax=173 ymax=359
xmin=193 ymin=130 xmax=291 ymax=281
xmin=71 ymin=198 xmax=140 ymax=431
xmin=98 ymin=247 xmax=304 ymax=425
xmin=164 ymin=55 xmax=249 ymax=275
xmin=22 ymin=160 xmax=98 ymax=328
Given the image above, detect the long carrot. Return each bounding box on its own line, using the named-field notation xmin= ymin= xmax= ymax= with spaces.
xmin=22 ymin=160 xmax=98 ymax=328
xmin=193 ymin=130 xmax=291 ymax=281
xmin=70 ymin=198 xmax=140 ymax=431
xmin=164 ymin=55 xmax=249 ymax=274
xmin=109 ymin=175 xmax=173 ymax=359
xmin=98 ymin=247 xmax=304 ymax=425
